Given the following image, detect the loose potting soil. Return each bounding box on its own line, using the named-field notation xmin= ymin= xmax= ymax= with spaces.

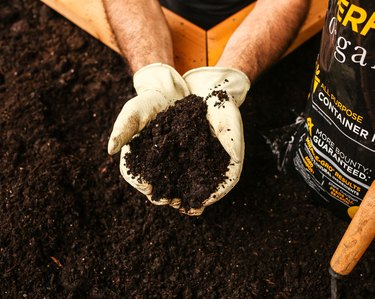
xmin=1 ymin=1 xmax=374 ymax=298
xmin=124 ymin=94 xmax=230 ymax=210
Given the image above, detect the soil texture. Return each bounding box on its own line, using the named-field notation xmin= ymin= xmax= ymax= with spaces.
xmin=125 ymin=95 xmax=230 ymax=209
xmin=1 ymin=1 xmax=374 ymax=298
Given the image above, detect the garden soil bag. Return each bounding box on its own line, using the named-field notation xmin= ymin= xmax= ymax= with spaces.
xmin=289 ymin=0 xmax=375 ymax=221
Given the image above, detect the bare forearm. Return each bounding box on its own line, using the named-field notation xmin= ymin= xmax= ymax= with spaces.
xmin=103 ymin=0 xmax=174 ymax=73
xmin=216 ymin=0 xmax=311 ymax=82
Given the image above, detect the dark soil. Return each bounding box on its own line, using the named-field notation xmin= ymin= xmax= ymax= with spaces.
xmin=125 ymin=94 xmax=230 ymax=209
xmin=1 ymin=1 xmax=374 ymax=298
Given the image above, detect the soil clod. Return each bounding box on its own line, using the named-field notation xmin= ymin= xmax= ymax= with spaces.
xmin=125 ymin=94 xmax=230 ymax=210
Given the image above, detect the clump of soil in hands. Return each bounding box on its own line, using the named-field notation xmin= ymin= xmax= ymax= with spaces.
xmin=124 ymin=94 xmax=231 ymax=210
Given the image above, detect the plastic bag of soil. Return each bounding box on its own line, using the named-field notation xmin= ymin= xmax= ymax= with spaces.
xmin=282 ymin=0 xmax=375 ymax=221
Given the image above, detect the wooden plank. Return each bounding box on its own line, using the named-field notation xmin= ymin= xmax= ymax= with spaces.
xmin=41 ymin=0 xmax=206 ymax=74
xmin=41 ymin=0 xmax=327 ymax=73
xmin=162 ymin=8 xmax=206 ymax=74
xmin=207 ymin=0 xmax=328 ymax=66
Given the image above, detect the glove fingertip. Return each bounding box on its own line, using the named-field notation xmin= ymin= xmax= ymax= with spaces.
xmin=107 ymin=137 xmax=122 ymax=155
xmin=107 ymin=145 xmax=117 ymax=156
xmin=184 ymin=206 xmax=205 ymax=216
xmin=169 ymin=198 xmax=181 ymax=209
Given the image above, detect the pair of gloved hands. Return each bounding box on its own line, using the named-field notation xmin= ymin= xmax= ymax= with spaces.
xmin=108 ymin=63 xmax=250 ymax=216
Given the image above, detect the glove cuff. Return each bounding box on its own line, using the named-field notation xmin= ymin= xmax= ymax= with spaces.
xmin=134 ymin=63 xmax=189 ymax=101
xmin=183 ymin=66 xmax=249 ymax=81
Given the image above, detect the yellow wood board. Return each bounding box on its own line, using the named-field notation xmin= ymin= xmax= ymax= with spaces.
xmin=41 ymin=0 xmax=327 ymax=74
xmin=162 ymin=8 xmax=206 ymax=74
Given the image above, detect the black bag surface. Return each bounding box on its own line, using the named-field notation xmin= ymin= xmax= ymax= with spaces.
xmin=292 ymin=0 xmax=375 ymax=220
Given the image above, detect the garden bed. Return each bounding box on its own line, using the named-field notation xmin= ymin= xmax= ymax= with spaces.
xmin=1 ymin=1 xmax=374 ymax=298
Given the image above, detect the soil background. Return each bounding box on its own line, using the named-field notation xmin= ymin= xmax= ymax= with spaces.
xmin=1 ymin=1 xmax=374 ymax=298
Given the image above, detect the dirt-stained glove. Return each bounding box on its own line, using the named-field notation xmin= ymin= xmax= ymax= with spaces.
xmin=182 ymin=66 xmax=251 ymax=216
xmin=108 ymin=63 xmax=189 ymax=205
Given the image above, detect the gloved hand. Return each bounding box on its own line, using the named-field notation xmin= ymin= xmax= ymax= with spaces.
xmin=181 ymin=66 xmax=251 ymax=216
xmin=108 ymin=63 xmax=189 ymax=206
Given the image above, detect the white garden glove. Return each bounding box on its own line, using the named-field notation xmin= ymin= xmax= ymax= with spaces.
xmin=108 ymin=63 xmax=189 ymax=206
xmin=182 ymin=66 xmax=250 ymax=216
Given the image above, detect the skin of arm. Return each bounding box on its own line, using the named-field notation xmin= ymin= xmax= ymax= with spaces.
xmin=103 ymin=0 xmax=310 ymax=80
xmin=216 ymin=0 xmax=311 ymax=82
xmin=102 ymin=0 xmax=174 ymax=73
